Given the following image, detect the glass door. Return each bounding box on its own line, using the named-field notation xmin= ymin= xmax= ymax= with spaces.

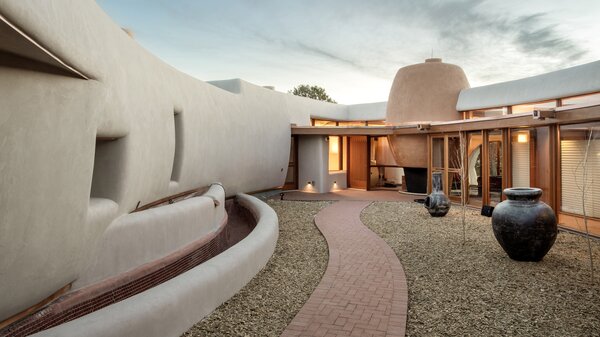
xmin=431 ymin=136 xmax=445 ymax=192
xmin=429 ymin=134 xmax=462 ymax=201
xmin=467 ymin=132 xmax=483 ymax=206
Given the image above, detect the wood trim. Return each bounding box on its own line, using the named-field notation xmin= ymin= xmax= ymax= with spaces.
xmin=461 ymin=131 xmax=468 ymax=204
xmin=529 ymin=129 xmax=537 ymax=187
xmin=132 ymin=186 xmax=211 ymax=213
xmin=292 ymin=126 xmax=394 ymax=136
xmin=558 ymin=212 xmax=600 ymax=237
xmin=346 ymin=137 xmax=351 ymax=188
xmin=0 ymin=283 xmax=72 ymax=330
xmin=482 ymin=130 xmax=489 ymax=206
xmin=553 ymin=125 xmax=561 ymax=212
xmin=443 ymin=136 xmax=449 ymax=195
xmin=339 ymin=136 xmax=344 ymax=171
xmin=427 ymin=135 xmax=432 ymax=194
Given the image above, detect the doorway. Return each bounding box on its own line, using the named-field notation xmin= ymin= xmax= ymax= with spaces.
xmin=347 ymin=136 xmax=368 ymax=189
xmin=429 ymin=133 xmax=462 ymax=202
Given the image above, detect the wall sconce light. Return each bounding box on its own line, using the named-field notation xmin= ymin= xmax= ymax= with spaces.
xmin=417 ymin=123 xmax=431 ymax=131
xmin=532 ymin=108 xmax=556 ymax=120
xmin=307 ymin=180 xmax=314 ymax=185
xmin=333 ymin=181 xmax=337 ymax=184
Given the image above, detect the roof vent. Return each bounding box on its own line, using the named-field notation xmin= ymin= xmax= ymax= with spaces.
xmin=425 ymin=58 xmax=442 ymax=63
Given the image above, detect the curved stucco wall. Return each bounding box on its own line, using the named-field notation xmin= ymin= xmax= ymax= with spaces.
xmin=74 ymin=184 xmax=226 ymax=289
xmin=457 ymin=60 xmax=600 ymax=111
xmin=0 ymin=0 xmax=379 ymax=321
xmin=386 ymin=58 xmax=470 ymax=124
xmin=33 ymin=193 xmax=278 ymax=337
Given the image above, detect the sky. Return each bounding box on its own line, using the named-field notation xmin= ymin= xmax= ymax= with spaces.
xmin=97 ymin=0 xmax=600 ymax=104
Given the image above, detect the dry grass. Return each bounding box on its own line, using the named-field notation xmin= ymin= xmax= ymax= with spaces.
xmin=361 ymin=201 xmax=600 ymax=337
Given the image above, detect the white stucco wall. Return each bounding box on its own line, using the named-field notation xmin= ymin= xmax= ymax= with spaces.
xmin=34 ymin=193 xmax=278 ymax=337
xmin=75 ymin=184 xmax=226 ymax=289
xmin=457 ymin=60 xmax=600 ymax=111
xmin=0 ymin=0 xmax=390 ymax=321
xmin=298 ymin=136 xmax=328 ymax=193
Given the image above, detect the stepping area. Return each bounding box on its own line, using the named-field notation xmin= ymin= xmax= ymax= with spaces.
xmin=281 ymin=200 xmax=408 ymax=337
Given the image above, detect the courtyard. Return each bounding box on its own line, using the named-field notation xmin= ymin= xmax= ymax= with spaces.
xmin=187 ymin=197 xmax=600 ymax=337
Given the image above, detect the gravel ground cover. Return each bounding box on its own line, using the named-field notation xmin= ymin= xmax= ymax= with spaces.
xmin=361 ymin=201 xmax=600 ymax=337
xmin=183 ymin=200 xmax=329 ymax=337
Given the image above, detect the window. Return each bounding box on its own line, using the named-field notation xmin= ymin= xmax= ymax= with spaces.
xmin=432 ymin=137 xmax=444 ymax=169
xmin=511 ymin=130 xmax=531 ymax=187
xmin=560 ymin=122 xmax=600 ymax=218
xmin=562 ymin=92 xmax=600 ymax=107
xmin=338 ymin=121 xmax=367 ymax=127
xmin=512 ymin=100 xmax=556 ymax=114
xmin=487 ymin=130 xmax=503 ymax=205
xmin=369 ymin=136 xmax=403 ymax=190
xmin=313 ymin=119 xmax=337 ymax=126
xmin=465 ymin=107 xmax=507 ymax=119
xmin=328 ymin=136 xmax=343 ymax=171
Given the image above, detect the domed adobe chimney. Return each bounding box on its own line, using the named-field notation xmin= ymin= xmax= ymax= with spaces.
xmin=386 ymin=58 xmax=470 ymax=124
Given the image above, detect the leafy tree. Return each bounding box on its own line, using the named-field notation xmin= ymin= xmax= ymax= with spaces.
xmin=289 ymin=84 xmax=337 ymax=103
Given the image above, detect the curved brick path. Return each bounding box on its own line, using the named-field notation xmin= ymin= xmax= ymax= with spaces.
xmin=281 ymin=201 xmax=408 ymax=337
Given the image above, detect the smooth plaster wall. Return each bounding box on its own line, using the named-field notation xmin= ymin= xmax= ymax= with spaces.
xmin=0 ymin=0 xmax=381 ymax=320
xmin=75 ymin=185 xmax=226 ymax=288
xmin=34 ymin=193 xmax=278 ymax=337
xmin=457 ymin=60 xmax=600 ymax=111
xmin=347 ymin=102 xmax=387 ymax=121
xmin=298 ymin=136 xmax=328 ymax=193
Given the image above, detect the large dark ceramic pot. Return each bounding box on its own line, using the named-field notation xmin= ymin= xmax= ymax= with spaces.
xmin=492 ymin=188 xmax=557 ymax=261
xmin=424 ymin=172 xmax=450 ymax=217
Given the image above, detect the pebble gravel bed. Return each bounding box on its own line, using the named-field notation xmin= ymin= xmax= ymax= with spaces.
xmin=183 ymin=200 xmax=330 ymax=337
xmin=361 ymin=201 xmax=600 ymax=337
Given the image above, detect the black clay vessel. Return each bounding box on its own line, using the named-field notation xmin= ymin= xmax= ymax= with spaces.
xmin=492 ymin=188 xmax=557 ymax=261
xmin=424 ymin=172 xmax=450 ymax=217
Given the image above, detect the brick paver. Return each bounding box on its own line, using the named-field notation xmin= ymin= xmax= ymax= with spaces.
xmin=281 ymin=201 xmax=408 ymax=337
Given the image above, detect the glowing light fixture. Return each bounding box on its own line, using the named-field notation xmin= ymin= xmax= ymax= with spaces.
xmin=330 ymin=136 xmax=339 ymax=154
xmin=517 ymin=133 xmax=528 ymax=143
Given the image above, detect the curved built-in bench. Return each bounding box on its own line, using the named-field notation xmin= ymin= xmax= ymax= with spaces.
xmin=0 ymin=192 xmax=277 ymax=337
xmin=29 ymin=193 xmax=277 ymax=337
xmin=76 ymin=184 xmax=227 ymax=289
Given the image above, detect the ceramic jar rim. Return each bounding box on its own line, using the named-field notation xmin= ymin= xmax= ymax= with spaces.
xmin=503 ymin=187 xmax=542 ymax=199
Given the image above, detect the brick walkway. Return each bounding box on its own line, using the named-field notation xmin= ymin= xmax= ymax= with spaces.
xmin=281 ymin=201 xmax=408 ymax=337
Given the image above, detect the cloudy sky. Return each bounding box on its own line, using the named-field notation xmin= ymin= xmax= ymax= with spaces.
xmin=97 ymin=0 xmax=600 ymax=104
